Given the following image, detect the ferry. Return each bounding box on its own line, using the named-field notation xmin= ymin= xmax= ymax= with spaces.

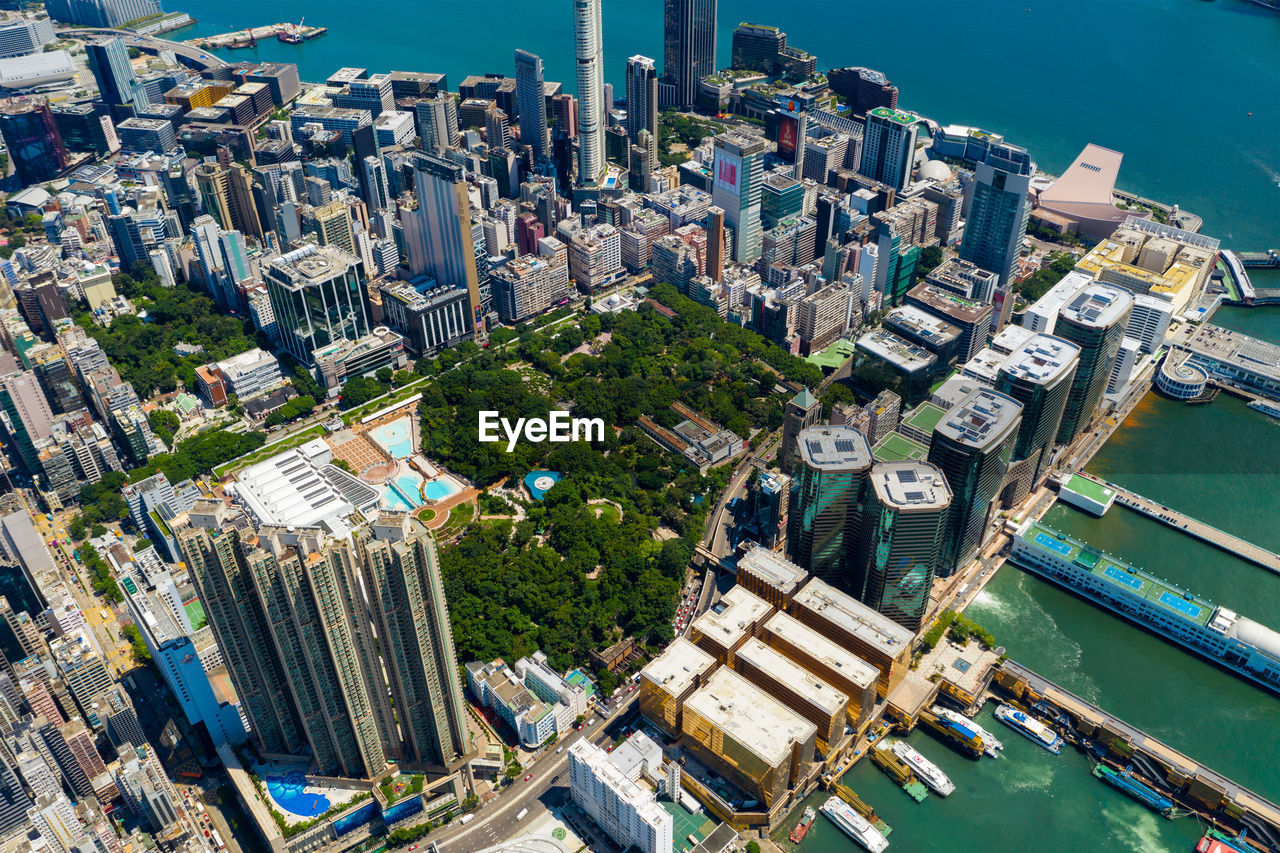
xmin=1196 ymin=828 xmax=1256 ymax=853
xmin=932 ymin=706 xmax=1002 ymax=757
xmin=819 ymin=797 xmax=889 ymax=853
xmin=1091 ymin=764 xmax=1175 ymax=817
xmin=890 ymin=742 xmax=955 ymax=796
xmin=1247 ymin=399 xmax=1280 ymax=421
xmin=994 ymin=704 xmax=1062 ymax=754
xmin=788 ymin=806 xmax=815 ymax=844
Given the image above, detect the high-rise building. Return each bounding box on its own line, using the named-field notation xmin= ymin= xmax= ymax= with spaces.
xmin=195 ymin=161 xmax=264 ymax=240
xmin=790 ymin=425 xmax=873 ymax=589
xmin=928 ymin=388 xmax=1022 ymax=574
xmin=414 ymin=92 xmax=459 ymax=153
xmin=711 ymin=130 xmax=768 ymax=263
xmin=573 ymin=0 xmax=606 ymax=185
xmin=828 ymin=66 xmax=898 ymax=116
xmin=355 ymin=514 xmax=470 ymax=768
xmin=854 ymin=462 xmax=952 ymax=631
xmin=780 ymin=387 xmax=821 ymax=475
xmin=995 ymin=334 xmax=1079 ymax=498
xmin=86 ymin=37 xmax=147 ymax=113
xmin=958 ymin=147 xmax=1033 ymax=296
xmin=0 ymin=753 xmax=32 ymax=838
xmin=662 ymin=0 xmax=716 ymax=109
xmin=859 ymin=106 xmax=921 ymax=193
xmin=730 ymin=22 xmax=785 ymax=72
xmin=311 ymin=199 xmax=356 ymax=255
xmin=404 ymin=151 xmax=485 ymax=341
xmin=263 ymin=243 xmax=372 ymax=365
xmin=1053 ymin=284 xmax=1133 ymax=444
xmin=0 ymin=101 xmax=69 ymax=185
xmin=568 ymin=741 xmax=674 ymax=853
xmin=625 ymin=55 xmax=658 ymax=178
xmin=514 ymin=49 xmax=548 ymax=161
xmin=705 ymin=205 xmax=725 ymax=282
xmin=0 ymin=16 xmax=55 ymax=59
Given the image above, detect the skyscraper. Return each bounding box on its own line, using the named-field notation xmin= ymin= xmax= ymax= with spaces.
xmin=86 ymin=37 xmax=146 ymax=112
xmin=662 ymin=0 xmax=716 ymax=109
xmin=790 ymin=425 xmax=872 ymax=588
xmin=0 ymin=101 xmax=68 ymax=185
xmin=514 ymin=49 xmax=549 ymax=161
xmin=405 ymin=151 xmax=485 ymax=342
xmin=711 ymin=130 xmax=768 ymax=263
xmin=928 ymin=389 xmax=1022 ymax=575
xmin=995 ymin=334 xmax=1080 ymax=500
xmin=263 ymin=243 xmax=372 ymax=364
xmin=414 ymin=92 xmax=459 ymax=153
xmin=354 ymin=513 xmax=470 ymax=769
xmin=859 ymin=106 xmax=921 ymax=193
xmin=1053 ymin=284 xmax=1133 ymax=445
xmin=573 ymin=0 xmax=606 ymax=185
xmin=854 ymin=461 xmax=952 ymax=631
xmin=705 ymin=206 xmax=725 ymax=282
xmin=779 ymin=387 xmax=821 ymax=475
xmin=625 ymin=55 xmax=659 ymax=181
xmin=959 ymin=143 xmax=1033 ymax=297
xmin=194 ymin=161 xmax=264 ymax=240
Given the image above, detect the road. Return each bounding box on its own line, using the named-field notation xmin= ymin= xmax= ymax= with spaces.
xmin=703 ymin=429 xmax=783 ymax=556
xmin=390 ymin=694 xmax=639 ymax=852
xmin=56 ymin=26 xmax=228 ymax=69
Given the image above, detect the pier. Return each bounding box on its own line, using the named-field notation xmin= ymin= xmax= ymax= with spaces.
xmin=1238 ymin=250 xmax=1280 ymax=269
xmin=185 ymin=22 xmax=326 ymax=50
xmin=994 ymin=660 xmax=1280 ymax=851
xmin=1074 ymin=472 xmax=1280 ymax=575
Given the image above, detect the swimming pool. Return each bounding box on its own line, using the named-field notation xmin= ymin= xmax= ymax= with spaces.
xmin=266 ymin=772 xmax=330 ymax=818
xmin=369 ymin=418 xmax=414 ymax=459
xmin=381 ymin=485 xmax=417 ymax=512
xmin=423 ymin=477 xmax=460 ymax=501
xmin=382 ymin=472 xmax=425 ymax=511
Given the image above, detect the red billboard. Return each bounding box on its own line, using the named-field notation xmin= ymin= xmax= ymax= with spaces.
xmin=777 ymin=114 xmax=799 ymax=162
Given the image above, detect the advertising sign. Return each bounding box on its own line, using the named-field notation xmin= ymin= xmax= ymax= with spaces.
xmin=714 ymin=149 xmax=741 ymax=195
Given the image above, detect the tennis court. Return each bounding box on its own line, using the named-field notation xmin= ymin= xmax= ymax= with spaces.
xmin=662 ymin=799 xmax=715 ymax=852
xmin=1159 ymin=591 xmax=1202 ymax=619
xmin=1103 ymin=565 xmax=1143 ymax=590
xmin=1034 ymin=532 xmax=1072 ymax=556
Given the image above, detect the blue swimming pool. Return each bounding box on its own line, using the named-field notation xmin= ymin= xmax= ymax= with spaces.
xmin=370 ymin=419 xmax=413 ymax=459
xmin=266 ymin=772 xmax=330 ymax=818
xmin=381 ymin=485 xmax=417 ymax=512
xmin=423 ymin=478 xmax=460 ymax=501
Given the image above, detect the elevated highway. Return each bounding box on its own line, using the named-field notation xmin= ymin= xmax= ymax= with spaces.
xmin=56 ymin=26 xmax=228 ymax=70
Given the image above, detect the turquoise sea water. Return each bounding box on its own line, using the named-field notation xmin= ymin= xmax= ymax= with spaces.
xmin=171 ymin=0 xmax=1280 ymax=248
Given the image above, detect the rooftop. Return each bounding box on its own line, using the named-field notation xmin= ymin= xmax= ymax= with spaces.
xmin=884 ymin=305 xmax=962 ymax=347
xmin=762 ymin=610 xmax=880 ymax=691
xmin=999 ymin=334 xmax=1080 ymax=385
xmin=1059 ymin=283 xmax=1133 ymax=329
xmin=789 ymin=578 xmax=914 ymax=657
xmin=640 ymin=638 xmax=716 ymax=698
xmin=871 ymin=432 xmax=929 ymax=463
xmin=736 ymin=546 xmax=808 ymax=595
xmin=989 ymin=324 xmax=1036 ymax=355
xmin=905 ymin=283 xmax=993 ymax=325
xmin=691 ymin=586 xmax=771 ymax=651
xmin=1183 ymin=324 xmax=1280 ymax=384
xmin=856 ymin=328 xmax=937 ymax=372
xmin=683 ymin=667 xmax=817 ymax=767
xmin=934 ymin=388 xmax=1023 ymax=450
xmin=868 ymin=106 xmax=921 ymax=125
xmin=795 ymin=425 xmax=872 ymax=472
xmin=1063 ymin=473 xmax=1115 ymax=506
xmin=736 ymin=637 xmax=849 ymax=717
xmin=869 ymin=461 xmax=952 ymax=510
xmin=902 ymin=401 xmax=947 ymax=435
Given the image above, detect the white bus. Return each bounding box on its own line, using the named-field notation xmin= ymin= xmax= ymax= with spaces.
xmin=516 ymin=808 xmax=528 ymax=821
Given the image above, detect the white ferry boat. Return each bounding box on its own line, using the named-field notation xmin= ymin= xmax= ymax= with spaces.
xmin=1248 ymin=399 xmax=1280 ymax=421
xmin=820 ymin=796 xmax=889 ymax=853
xmin=932 ymin=705 xmax=1003 ymax=757
xmin=890 ymin=741 xmax=956 ymax=796
xmin=994 ymin=704 xmax=1063 ymax=755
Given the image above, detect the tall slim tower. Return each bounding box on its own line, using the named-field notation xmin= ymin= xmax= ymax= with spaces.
xmin=662 ymin=0 xmax=717 ymax=109
xmin=1053 ymin=284 xmax=1133 ymax=445
xmin=995 ymin=333 xmax=1079 ymax=500
xmin=625 ymin=55 xmax=659 ymax=175
xmin=415 ymin=93 xmax=459 ymax=153
xmin=85 ymin=37 xmax=146 ymax=113
xmin=779 ymin=387 xmax=821 ymax=475
xmin=928 ymin=389 xmax=1022 ymax=575
xmin=859 ymin=106 xmax=921 ymax=193
xmin=959 ymin=143 xmax=1033 ymax=298
xmin=789 ymin=426 xmax=872 ymax=589
xmin=173 ymin=522 xmax=306 ymax=758
xmin=514 ymin=49 xmax=549 ymax=161
xmin=408 ymin=151 xmax=486 ymax=342
xmin=706 ymin=206 xmax=725 ymax=282
xmin=854 ymin=461 xmax=952 ymax=631
xmin=355 ymin=514 xmax=471 ymax=769
xmin=573 ymin=0 xmax=606 ymax=186
xmin=712 ymin=130 xmax=768 ymax=263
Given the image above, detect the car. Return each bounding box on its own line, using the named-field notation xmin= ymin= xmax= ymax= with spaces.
xmin=605 ymin=745 xmax=612 ymax=753
xmin=524 ymin=773 xmax=532 ymax=781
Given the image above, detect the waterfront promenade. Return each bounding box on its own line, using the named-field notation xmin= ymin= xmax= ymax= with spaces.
xmin=1074 ymin=472 xmax=1280 ymax=575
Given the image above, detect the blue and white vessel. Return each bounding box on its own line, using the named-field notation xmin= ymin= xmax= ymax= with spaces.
xmin=994 ymin=704 xmax=1063 ymax=754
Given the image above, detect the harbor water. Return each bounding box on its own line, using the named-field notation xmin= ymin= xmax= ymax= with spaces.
xmin=163 ymin=0 xmax=1280 ymax=848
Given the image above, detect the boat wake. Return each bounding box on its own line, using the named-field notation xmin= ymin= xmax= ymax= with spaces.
xmin=1101 ymin=805 xmax=1173 ymax=853
xmin=1009 ymin=573 xmax=1102 ymax=703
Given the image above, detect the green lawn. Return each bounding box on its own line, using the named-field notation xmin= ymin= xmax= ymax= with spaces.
xmin=213 ymin=424 xmax=325 ymax=478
